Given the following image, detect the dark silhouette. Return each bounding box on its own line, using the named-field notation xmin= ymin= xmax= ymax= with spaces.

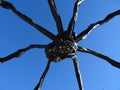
xmin=0 ymin=0 xmax=120 ymax=90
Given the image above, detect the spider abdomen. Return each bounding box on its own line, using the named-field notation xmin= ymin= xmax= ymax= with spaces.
xmin=45 ymin=39 xmax=77 ymax=62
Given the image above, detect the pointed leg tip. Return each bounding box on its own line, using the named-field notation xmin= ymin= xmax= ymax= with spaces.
xmin=0 ymin=58 xmax=3 ymax=64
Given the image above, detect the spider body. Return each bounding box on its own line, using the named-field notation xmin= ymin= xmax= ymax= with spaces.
xmin=45 ymin=38 xmax=77 ymax=62
xmin=0 ymin=0 xmax=120 ymax=90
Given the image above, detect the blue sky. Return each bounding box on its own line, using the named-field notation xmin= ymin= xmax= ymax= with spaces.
xmin=0 ymin=0 xmax=120 ymax=90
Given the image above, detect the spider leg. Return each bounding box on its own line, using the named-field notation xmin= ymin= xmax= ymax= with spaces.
xmin=77 ymin=46 xmax=120 ymax=69
xmin=34 ymin=60 xmax=51 ymax=90
xmin=72 ymin=55 xmax=84 ymax=90
xmin=74 ymin=10 xmax=120 ymax=42
xmin=48 ymin=0 xmax=64 ymax=38
xmin=0 ymin=0 xmax=57 ymax=41
xmin=0 ymin=44 xmax=46 ymax=63
xmin=67 ymin=0 xmax=84 ymax=38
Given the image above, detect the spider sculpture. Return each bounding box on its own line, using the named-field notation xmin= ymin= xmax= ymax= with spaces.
xmin=0 ymin=0 xmax=120 ymax=90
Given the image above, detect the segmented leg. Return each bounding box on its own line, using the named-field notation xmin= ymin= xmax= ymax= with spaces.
xmin=67 ymin=0 xmax=84 ymax=38
xmin=48 ymin=0 xmax=64 ymax=38
xmin=34 ymin=60 xmax=51 ymax=90
xmin=74 ymin=10 xmax=120 ymax=42
xmin=78 ymin=46 xmax=120 ymax=68
xmin=0 ymin=0 xmax=57 ymax=41
xmin=0 ymin=44 xmax=46 ymax=63
xmin=72 ymin=55 xmax=84 ymax=90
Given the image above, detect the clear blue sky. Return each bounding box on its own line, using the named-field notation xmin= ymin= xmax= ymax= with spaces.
xmin=0 ymin=0 xmax=120 ymax=90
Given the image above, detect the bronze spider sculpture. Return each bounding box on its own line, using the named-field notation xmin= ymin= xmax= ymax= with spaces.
xmin=0 ymin=0 xmax=120 ymax=90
